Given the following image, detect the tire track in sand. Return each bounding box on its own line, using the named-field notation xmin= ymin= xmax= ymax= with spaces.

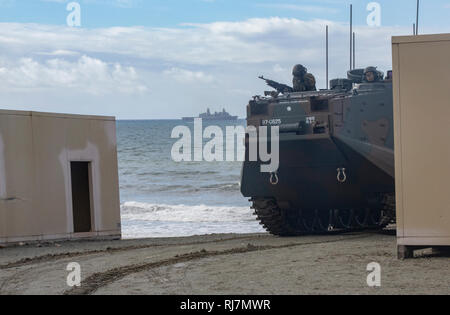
xmin=65 ymin=233 xmax=373 ymax=295
xmin=0 ymin=235 xmax=262 ymax=271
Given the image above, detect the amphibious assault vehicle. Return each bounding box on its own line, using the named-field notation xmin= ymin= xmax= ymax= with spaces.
xmin=241 ymin=68 xmax=396 ymax=236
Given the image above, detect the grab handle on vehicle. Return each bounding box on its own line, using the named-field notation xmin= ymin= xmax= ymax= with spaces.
xmin=270 ymin=172 xmax=279 ymax=185
xmin=337 ymin=168 xmax=347 ymax=183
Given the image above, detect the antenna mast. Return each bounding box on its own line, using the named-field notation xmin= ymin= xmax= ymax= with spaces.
xmin=416 ymin=0 xmax=420 ymax=35
xmin=326 ymin=25 xmax=329 ymax=89
xmin=350 ymin=4 xmax=353 ymax=70
xmin=353 ymin=32 xmax=356 ymax=70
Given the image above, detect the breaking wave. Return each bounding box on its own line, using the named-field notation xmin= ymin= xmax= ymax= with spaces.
xmin=120 ymin=202 xmax=265 ymax=239
xmin=121 ymin=202 xmax=255 ymax=223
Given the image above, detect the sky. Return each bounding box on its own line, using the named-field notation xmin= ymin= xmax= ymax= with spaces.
xmin=0 ymin=0 xmax=449 ymax=119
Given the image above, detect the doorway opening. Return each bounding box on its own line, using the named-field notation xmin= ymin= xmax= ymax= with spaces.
xmin=71 ymin=162 xmax=93 ymax=233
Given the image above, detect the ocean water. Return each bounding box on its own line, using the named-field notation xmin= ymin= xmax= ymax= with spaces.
xmin=117 ymin=120 xmax=265 ymax=239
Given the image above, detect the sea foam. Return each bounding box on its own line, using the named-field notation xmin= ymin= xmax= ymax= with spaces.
xmin=120 ymin=202 xmax=265 ymax=238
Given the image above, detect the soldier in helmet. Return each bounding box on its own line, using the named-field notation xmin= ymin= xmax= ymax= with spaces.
xmin=292 ymin=64 xmax=317 ymax=92
xmin=364 ymin=66 xmax=380 ymax=83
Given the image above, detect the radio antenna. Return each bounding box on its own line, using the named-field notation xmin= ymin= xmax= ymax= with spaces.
xmin=416 ymin=0 xmax=420 ymax=35
xmin=326 ymin=25 xmax=329 ymax=89
xmin=353 ymin=32 xmax=356 ymax=70
xmin=349 ymin=4 xmax=353 ymax=70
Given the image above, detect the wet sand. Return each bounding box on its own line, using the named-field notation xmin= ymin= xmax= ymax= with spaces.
xmin=0 ymin=232 xmax=449 ymax=295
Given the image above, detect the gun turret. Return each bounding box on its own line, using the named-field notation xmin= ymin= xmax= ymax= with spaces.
xmin=259 ymin=76 xmax=294 ymax=94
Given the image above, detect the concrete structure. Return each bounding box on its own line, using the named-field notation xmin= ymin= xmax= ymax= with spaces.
xmin=0 ymin=110 xmax=121 ymax=244
xmin=392 ymin=34 xmax=450 ymax=258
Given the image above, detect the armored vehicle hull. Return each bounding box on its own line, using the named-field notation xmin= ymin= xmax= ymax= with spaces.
xmin=241 ymin=72 xmax=395 ymax=236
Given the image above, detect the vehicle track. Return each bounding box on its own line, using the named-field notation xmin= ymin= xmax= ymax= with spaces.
xmin=252 ymin=198 xmax=392 ymax=236
xmin=0 ymin=235 xmax=262 ymax=270
xmin=64 ymin=233 xmax=373 ymax=295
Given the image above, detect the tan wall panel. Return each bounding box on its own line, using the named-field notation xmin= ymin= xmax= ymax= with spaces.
xmin=32 ymin=115 xmax=70 ymax=236
xmin=393 ymin=34 xmax=450 ymax=243
xmin=89 ymin=120 xmax=121 ymax=232
xmin=400 ymin=42 xmax=450 ymax=237
xmin=0 ymin=114 xmax=36 ymax=238
xmin=392 ymin=43 xmax=404 ymax=239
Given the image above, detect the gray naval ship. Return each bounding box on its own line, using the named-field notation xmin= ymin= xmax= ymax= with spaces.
xmin=183 ymin=108 xmax=238 ymax=122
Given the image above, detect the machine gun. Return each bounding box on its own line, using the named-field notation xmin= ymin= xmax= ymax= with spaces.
xmin=259 ymin=76 xmax=294 ymax=94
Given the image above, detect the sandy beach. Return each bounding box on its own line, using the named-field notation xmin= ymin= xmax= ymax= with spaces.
xmin=0 ymin=231 xmax=449 ymax=295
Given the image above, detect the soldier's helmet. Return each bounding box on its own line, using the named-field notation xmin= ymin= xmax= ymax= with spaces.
xmin=293 ymin=64 xmax=307 ymax=77
xmin=364 ymin=66 xmax=378 ymax=75
xmin=364 ymin=66 xmax=379 ymax=82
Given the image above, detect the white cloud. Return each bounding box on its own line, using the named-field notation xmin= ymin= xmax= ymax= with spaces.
xmin=37 ymin=50 xmax=80 ymax=56
xmin=0 ymin=18 xmax=407 ymax=67
xmin=0 ymin=18 xmax=426 ymax=118
xmin=256 ymin=3 xmax=340 ymax=14
xmin=164 ymin=67 xmax=214 ymax=83
xmin=0 ymin=55 xmax=148 ymax=94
